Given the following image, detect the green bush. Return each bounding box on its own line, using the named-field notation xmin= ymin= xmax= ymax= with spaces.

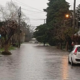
xmin=48 ymin=38 xmax=58 ymax=46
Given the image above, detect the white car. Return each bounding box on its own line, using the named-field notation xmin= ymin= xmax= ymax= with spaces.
xmin=68 ymin=45 xmax=80 ymax=65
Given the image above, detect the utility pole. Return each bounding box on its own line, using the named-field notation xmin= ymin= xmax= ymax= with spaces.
xmin=44 ymin=19 xmax=46 ymax=24
xmin=73 ymin=0 xmax=76 ymax=29
xmin=18 ymin=7 xmax=21 ymax=48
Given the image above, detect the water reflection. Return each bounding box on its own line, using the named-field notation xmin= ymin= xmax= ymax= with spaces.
xmin=62 ymin=56 xmax=68 ymax=80
xmin=1 ymin=43 xmax=80 ymax=80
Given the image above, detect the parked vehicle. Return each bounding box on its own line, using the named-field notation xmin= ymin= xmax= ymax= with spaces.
xmin=68 ymin=45 xmax=80 ymax=65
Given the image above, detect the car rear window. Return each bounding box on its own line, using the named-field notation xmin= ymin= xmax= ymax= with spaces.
xmin=77 ymin=47 xmax=80 ymax=52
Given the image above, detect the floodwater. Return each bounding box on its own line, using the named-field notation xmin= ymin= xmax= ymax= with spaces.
xmin=0 ymin=43 xmax=80 ymax=80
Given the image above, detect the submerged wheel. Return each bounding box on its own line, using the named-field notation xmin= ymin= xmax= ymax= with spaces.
xmin=68 ymin=57 xmax=70 ymax=64
xmin=71 ymin=58 xmax=74 ymax=66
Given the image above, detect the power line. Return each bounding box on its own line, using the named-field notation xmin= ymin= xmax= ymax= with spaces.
xmin=21 ymin=7 xmax=45 ymax=13
xmin=30 ymin=18 xmax=46 ymax=23
xmin=21 ymin=7 xmax=46 ymax=18
xmin=10 ymin=0 xmax=47 ymax=24
xmin=14 ymin=0 xmax=45 ymax=13
xmin=30 ymin=19 xmax=46 ymax=20
xmin=13 ymin=1 xmax=46 ymax=14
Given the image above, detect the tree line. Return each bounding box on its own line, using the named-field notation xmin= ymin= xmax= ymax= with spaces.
xmin=0 ymin=1 xmax=32 ymax=55
xmin=34 ymin=0 xmax=80 ymax=50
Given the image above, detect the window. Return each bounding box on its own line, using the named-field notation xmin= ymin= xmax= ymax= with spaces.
xmin=77 ymin=47 xmax=80 ymax=52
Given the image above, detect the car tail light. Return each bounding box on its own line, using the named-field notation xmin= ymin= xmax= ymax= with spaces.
xmin=74 ymin=48 xmax=77 ymax=55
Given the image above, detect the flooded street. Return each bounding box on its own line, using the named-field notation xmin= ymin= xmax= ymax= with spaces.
xmin=0 ymin=43 xmax=80 ymax=80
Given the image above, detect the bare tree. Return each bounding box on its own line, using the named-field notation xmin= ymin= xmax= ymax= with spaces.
xmin=0 ymin=1 xmax=29 ymax=55
xmin=0 ymin=20 xmax=18 ymax=55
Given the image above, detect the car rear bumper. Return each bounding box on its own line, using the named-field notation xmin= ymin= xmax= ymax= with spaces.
xmin=72 ymin=58 xmax=80 ymax=64
xmin=76 ymin=59 xmax=80 ymax=61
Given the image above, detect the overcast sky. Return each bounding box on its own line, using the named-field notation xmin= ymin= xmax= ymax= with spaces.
xmin=0 ymin=0 xmax=80 ymax=28
xmin=66 ymin=0 xmax=80 ymax=10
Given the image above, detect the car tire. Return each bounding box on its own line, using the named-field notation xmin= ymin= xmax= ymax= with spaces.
xmin=71 ymin=58 xmax=74 ymax=66
xmin=68 ymin=57 xmax=70 ymax=64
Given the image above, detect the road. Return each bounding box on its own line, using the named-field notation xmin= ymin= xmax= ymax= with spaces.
xmin=0 ymin=43 xmax=80 ymax=80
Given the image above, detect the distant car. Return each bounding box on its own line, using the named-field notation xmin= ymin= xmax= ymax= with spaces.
xmin=68 ymin=45 xmax=80 ymax=65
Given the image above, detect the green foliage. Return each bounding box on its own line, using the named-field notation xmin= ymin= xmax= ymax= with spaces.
xmin=48 ymin=37 xmax=59 ymax=46
xmin=45 ymin=0 xmax=70 ymax=26
xmin=34 ymin=24 xmax=49 ymax=44
xmin=44 ymin=0 xmax=71 ymax=46
xmin=34 ymin=0 xmax=77 ymax=47
xmin=64 ymin=27 xmax=78 ymax=37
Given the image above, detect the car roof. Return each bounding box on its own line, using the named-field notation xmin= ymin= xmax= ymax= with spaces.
xmin=74 ymin=45 xmax=80 ymax=47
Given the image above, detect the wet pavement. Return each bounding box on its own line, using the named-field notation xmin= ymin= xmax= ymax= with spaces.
xmin=0 ymin=43 xmax=80 ymax=80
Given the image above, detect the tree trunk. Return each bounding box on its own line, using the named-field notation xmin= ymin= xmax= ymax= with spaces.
xmin=1 ymin=42 xmax=11 ymax=55
xmin=43 ymin=42 xmax=45 ymax=46
xmin=66 ymin=42 xmax=68 ymax=51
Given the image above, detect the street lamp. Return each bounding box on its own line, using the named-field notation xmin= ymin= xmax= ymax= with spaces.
xmin=65 ymin=14 xmax=70 ymax=19
xmin=73 ymin=0 xmax=76 ymax=29
xmin=64 ymin=14 xmax=70 ymax=27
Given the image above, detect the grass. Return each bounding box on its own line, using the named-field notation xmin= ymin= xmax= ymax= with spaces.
xmin=0 ymin=48 xmax=4 ymax=52
xmin=9 ymin=46 xmax=16 ymax=50
xmin=0 ymin=46 xmax=16 ymax=52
